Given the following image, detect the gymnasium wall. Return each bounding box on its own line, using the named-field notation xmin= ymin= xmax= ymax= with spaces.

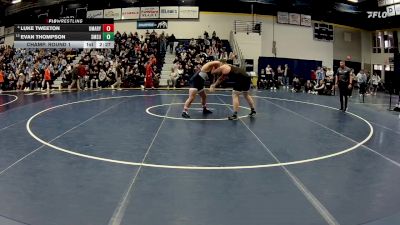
xmin=361 ymin=30 xmax=372 ymax=71
xmin=333 ymin=27 xmax=362 ymax=63
xmin=258 ymin=16 xmax=334 ymax=69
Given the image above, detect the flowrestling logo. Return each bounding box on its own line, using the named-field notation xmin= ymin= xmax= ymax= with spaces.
xmin=367 ymin=11 xmax=389 ymax=18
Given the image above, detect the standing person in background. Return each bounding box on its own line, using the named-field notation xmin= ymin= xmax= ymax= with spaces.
xmin=335 ymin=60 xmax=352 ymax=112
xmin=43 ymin=65 xmax=52 ymax=92
xmin=277 ymin=65 xmax=283 ymax=87
xmin=258 ymin=68 xmax=267 ymax=89
xmin=325 ymin=73 xmax=334 ymax=95
xmin=326 ymin=68 xmax=334 ymax=80
xmin=165 ymin=33 xmax=170 ymax=51
xmin=77 ymin=62 xmax=86 ymax=90
xmin=111 ymin=65 xmax=123 ymax=90
xmin=23 ymin=70 xmax=31 ymax=91
xmin=370 ymin=73 xmax=381 ymax=95
xmin=159 ymin=32 xmax=167 ymax=53
xmin=145 ymin=61 xmax=154 ymax=89
xmin=356 ymin=70 xmax=367 ymax=98
xmin=69 ymin=64 xmax=79 ymax=91
xmin=364 ymin=70 xmax=371 ymax=95
xmin=266 ymin=65 xmax=274 ymax=76
xmin=98 ymin=68 xmax=107 ymax=89
xmin=326 ymin=67 xmax=334 ymax=95
xmin=28 ymin=69 xmax=38 ymax=91
xmin=0 ymin=69 xmax=4 ymax=93
xmin=265 ymin=65 xmax=274 ymax=90
xmin=349 ymin=69 xmax=356 ymax=97
xmin=152 ymin=65 xmax=160 ymax=88
xmin=316 ymin=67 xmax=325 ymax=84
xmin=283 ymin=64 xmax=291 ymax=89
xmin=168 ymin=34 xmax=176 ymax=54
xmin=310 ymin=70 xmax=317 ymax=83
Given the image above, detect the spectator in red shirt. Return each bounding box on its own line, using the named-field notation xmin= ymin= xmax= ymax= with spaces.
xmin=43 ymin=65 xmax=52 ymax=92
xmin=144 ymin=61 xmax=154 ymax=89
xmin=310 ymin=70 xmax=317 ymax=82
xmin=77 ymin=62 xmax=86 ymax=90
xmin=0 ymin=69 xmax=4 ymax=93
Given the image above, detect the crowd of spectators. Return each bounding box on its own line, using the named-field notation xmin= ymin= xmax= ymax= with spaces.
xmin=62 ymin=30 xmax=165 ymax=90
xmin=0 ymin=29 xmax=169 ymax=92
xmin=0 ymin=46 xmax=78 ymax=93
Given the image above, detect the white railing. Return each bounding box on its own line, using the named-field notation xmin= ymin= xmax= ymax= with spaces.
xmin=234 ymin=20 xmax=262 ymax=34
xmin=230 ymin=30 xmax=245 ymax=69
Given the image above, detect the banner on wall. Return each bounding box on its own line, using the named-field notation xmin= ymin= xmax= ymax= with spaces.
xmin=121 ymin=7 xmax=140 ymax=19
xmin=300 ymin=14 xmax=311 ymax=27
xmin=179 ymin=6 xmax=199 ymax=19
xmin=0 ymin=26 xmax=4 ymax=37
xmin=160 ymin=6 xmax=179 ymax=18
xmin=289 ymin=13 xmax=301 ymax=25
xmin=378 ymin=0 xmax=400 ymax=7
xmin=87 ymin=10 xmax=104 ymax=19
xmin=277 ymin=12 xmax=289 ymax=24
xmin=104 ymin=8 xmax=121 ymax=20
xmin=140 ymin=7 xmax=160 ymax=19
xmin=137 ymin=20 xmax=168 ymax=29
xmin=396 ymin=4 xmax=400 ymax=15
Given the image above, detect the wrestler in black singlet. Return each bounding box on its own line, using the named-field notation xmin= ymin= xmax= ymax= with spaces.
xmin=228 ymin=65 xmax=251 ymax=92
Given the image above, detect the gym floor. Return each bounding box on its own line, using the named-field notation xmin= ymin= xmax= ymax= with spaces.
xmin=0 ymin=89 xmax=399 ymax=225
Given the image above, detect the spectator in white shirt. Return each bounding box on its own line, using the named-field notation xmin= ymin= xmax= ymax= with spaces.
xmin=356 ymin=70 xmax=367 ymax=96
xmin=370 ymin=73 xmax=381 ymax=95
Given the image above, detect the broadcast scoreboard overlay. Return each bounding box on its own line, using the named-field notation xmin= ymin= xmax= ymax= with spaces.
xmin=14 ymin=19 xmax=115 ymax=49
